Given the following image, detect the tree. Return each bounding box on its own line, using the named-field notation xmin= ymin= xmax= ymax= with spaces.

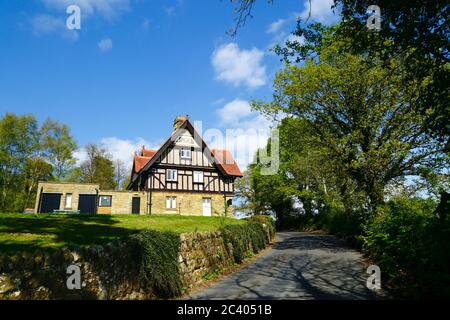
xmin=229 ymin=1 xmax=449 ymax=145
xmin=40 ymin=118 xmax=77 ymax=180
xmin=23 ymin=157 xmax=53 ymax=209
xmin=114 ymin=159 xmax=127 ymax=190
xmin=253 ymin=38 xmax=448 ymax=209
xmin=0 ymin=113 xmax=39 ymax=212
xmin=78 ymin=143 xmax=117 ymax=190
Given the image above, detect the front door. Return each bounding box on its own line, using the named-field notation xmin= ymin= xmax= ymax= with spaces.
xmin=202 ymin=198 xmax=211 ymax=216
xmin=132 ymin=197 xmax=140 ymax=214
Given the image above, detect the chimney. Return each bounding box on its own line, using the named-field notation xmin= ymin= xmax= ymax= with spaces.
xmin=173 ymin=115 xmax=188 ymax=131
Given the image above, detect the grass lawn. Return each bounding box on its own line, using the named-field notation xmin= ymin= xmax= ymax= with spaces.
xmin=0 ymin=213 xmax=244 ymax=255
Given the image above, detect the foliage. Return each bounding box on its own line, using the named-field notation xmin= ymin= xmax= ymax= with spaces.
xmin=361 ymin=196 xmax=450 ymax=299
xmin=221 ymin=221 xmax=271 ymax=264
xmin=71 ymin=143 xmax=117 ymax=190
xmin=128 ymin=230 xmax=182 ymax=298
xmin=254 ymin=38 xmax=448 ymax=209
xmin=40 ymin=118 xmax=77 ymax=180
xmin=0 ymin=213 xmax=244 ymax=255
xmin=0 ymin=113 xmax=76 ymax=212
xmin=335 ymin=0 xmax=450 ymax=145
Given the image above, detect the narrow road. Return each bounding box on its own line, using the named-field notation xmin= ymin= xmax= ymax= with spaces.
xmin=189 ymin=232 xmax=380 ymax=300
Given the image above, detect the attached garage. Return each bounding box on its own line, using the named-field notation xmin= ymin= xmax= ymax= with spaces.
xmin=78 ymin=194 xmax=97 ymax=214
xmin=39 ymin=193 xmax=62 ymax=213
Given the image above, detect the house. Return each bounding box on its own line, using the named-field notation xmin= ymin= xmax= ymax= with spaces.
xmin=127 ymin=115 xmax=243 ymax=216
xmin=34 ymin=116 xmax=243 ymax=216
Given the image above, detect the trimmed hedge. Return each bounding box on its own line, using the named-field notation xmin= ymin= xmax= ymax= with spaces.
xmin=127 ymin=219 xmax=273 ymax=298
xmin=221 ymin=219 xmax=273 ymax=264
xmin=128 ymin=230 xmax=182 ymax=298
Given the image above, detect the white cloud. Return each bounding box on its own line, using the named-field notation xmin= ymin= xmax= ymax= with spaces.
xmin=266 ymin=0 xmax=339 ymax=49
xmin=31 ymin=14 xmax=79 ymax=41
xmin=299 ymin=0 xmax=338 ymax=24
xmin=98 ymin=38 xmax=113 ymax=52
xmin=210 ymin=99 xmax=274 ymax=170
xmin=211 ymin=43 xmax=267 ymax=89
xmin=267 ymin=18 xmax=286 ymax=34
xmin=216 ymin=99 xmax=253 ymax=125
xmin=74 ymin=137 xmax=161 ymax=168
xmin=40 ymin=0 xmax=130 ymax=20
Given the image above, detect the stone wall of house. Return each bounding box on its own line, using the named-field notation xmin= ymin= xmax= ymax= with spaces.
xmin=97 ymin=191 xmax=147 ymax=214
xmin=150 ymin=191 xmax=232 ymax=216
xmin=35 ymin=182 xmax=99 ymax=213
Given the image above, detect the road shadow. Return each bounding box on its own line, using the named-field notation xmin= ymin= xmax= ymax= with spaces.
xmin=191 ymin=232 xmax=381 ymax=300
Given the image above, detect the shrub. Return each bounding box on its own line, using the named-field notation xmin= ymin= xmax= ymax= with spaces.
xmin=221 ymin=221 xmax=271 ymax=264
xmin=361 ymin=197 xmax=450 ymax=299
xmin=128 ymin=230 xmax=182 ymax=298
xmin=249 ymin=215 xmax=276 ymax=239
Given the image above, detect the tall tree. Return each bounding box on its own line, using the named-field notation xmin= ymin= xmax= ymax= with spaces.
xmin=254 ymin=38 xmax=448 ymax=209
xmin=0 ymin=113 xmax=39 ymax=212
xmin=78 ymin=143 xmax=117 ymax=190
xmin=114 ymin=159 xmax=127 ymax=190
xmin=40 ymin=118 xmax=77 ymax=180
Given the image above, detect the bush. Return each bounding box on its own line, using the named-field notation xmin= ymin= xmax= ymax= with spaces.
xmin=128 ymin=230 xmax=182 ymax=298
xmin=221 ymin=221 xmax=271 ymax=264
xmin=361 ymin=197 xmax=450 ymax=299
xmin=249 ymin=215 xmax=276 ymax=239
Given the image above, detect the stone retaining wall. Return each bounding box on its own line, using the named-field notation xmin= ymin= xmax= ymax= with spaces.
xmin=0 ymin=226 xmax=273 ymax=300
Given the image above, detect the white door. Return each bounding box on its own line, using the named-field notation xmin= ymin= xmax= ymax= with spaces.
xmin=202 ymin=198 xmax=211 ymax=216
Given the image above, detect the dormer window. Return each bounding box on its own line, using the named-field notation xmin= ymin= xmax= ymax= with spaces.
xmin=180 ymin=148 xmax=191 ymax=159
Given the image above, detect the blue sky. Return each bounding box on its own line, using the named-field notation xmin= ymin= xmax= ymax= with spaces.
xmin=0 ymin=0 xmax=339 ymax=169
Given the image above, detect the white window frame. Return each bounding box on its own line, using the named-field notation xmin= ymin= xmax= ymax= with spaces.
xmin=65 ymin=193 xmax=72 ymax=208
xmin=166 ymin=169 xmax=177 ymax=181
xmin=180 ymin=148 xmax=191 ymax=159
xmin=193 ymin=171 xmax=204 ymax=183
xmin=166 ymin=196 xmax=177 ymax=209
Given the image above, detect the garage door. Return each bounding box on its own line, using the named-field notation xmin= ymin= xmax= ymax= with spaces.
xmin=78 ymin=194 xmax=97 ymax=214
xmin=40 ymin=193 xmax=62 ymax=213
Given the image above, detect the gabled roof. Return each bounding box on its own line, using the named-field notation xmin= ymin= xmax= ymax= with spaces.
xmin=129 ymin=118 xmax=243 ymax=188
xmin=211 ymin=149 xmax=243 ymax=177
xmin=131 ymin=147 xmax=157 ymax=173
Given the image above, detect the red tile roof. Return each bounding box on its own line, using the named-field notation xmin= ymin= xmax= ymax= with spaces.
xmin=133 ymin=147 xmax=157 ymax=173
xmin=211 ymin=149 xmax=243 ymax=177
xmin=141 ymin=147 xmax=157 ymax=158
xmin=133 ymin=155 xmax=151 ymax=173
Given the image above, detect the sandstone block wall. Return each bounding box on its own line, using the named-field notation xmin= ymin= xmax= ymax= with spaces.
xmin=0 ymin=225 xmax=273 ymax=300
xmin=35 ymin=182 xmax=99 ymax=213
xmin=150 ymin=191 xmax=232 ymax=216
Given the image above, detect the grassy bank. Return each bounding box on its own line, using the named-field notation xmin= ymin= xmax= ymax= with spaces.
xmin=0 ymin=213 xmax=244 ymax=254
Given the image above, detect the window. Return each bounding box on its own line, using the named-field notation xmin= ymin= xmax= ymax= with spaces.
xmin=166 ymin=169 xmax=177 ymax=181
xmin=65 ymin=193 xmax=72 ymax=208
xmin=193 ymin=171 xmax=204 ymax=183
xmin=98 ymin=195 xmax=112 ymax=207
xmin=180 ymin=148 xmax=191 ymax=159
xmin=166 ymin=196 xmax=177 ymax=209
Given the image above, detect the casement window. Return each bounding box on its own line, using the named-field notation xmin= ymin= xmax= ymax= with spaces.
xmin=193 ymin=171 xmax=204 ymax=183
xmin=98 ymin=195 xmax=112 ymax=207
xmin=64 ymin=193 xmax=72 ymax=208
xmin=180 ymin=148 xmax=191 ymax=159
xmin=166 ymin=169 xmax=177 ymax=181
xmin=166 ymin=196 xmax=177 ymax=209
